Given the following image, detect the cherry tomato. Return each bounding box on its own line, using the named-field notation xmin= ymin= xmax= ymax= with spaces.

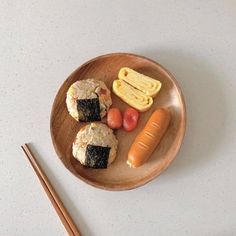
xmin=107 ymin=108 xmax=122 ymax=129
xmin=123 ymin=107 xmax=139 ymax=132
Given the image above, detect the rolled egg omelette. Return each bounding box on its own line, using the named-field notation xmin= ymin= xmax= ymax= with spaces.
xmin=113 ymin=67 xmax=162 ymax=112
xmin=118 ymin=67 xmax=162 ymax=97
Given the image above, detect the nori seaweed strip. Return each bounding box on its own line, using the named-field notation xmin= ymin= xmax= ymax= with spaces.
xmin=85 ymin=144 xmax=111 ymax=168
xmin=77 ymin=97 xmax=101 ymax=122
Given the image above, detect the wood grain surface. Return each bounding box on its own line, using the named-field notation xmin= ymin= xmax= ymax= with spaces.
xmin=50 ymin=53 xmax=186 ymax=190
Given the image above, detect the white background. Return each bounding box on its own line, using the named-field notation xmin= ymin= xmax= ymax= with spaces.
xmin=1 ymin=1 xmax=236 ymax=235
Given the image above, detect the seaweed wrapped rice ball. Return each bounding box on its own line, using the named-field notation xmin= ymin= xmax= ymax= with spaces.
xmin=66 ymin=79 xmax=112 ymax=122
xmin=72 ymin=123 xmax=118 ymax=168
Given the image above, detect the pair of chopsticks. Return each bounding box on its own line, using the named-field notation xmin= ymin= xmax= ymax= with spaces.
xmin=21 ymin=144 xmax=81 ymax=236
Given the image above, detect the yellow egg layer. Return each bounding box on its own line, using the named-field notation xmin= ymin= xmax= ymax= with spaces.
xmin=112 ymin=80 xmax=153 ymax=112
xmin=118 ymin=67 xmax=162 ymax=98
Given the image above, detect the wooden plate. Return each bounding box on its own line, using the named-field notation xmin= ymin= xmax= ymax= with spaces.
xmin=50 ymin=53 xmax=186 ymax=191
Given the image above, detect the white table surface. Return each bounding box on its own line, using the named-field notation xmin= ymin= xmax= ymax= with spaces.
xmin=1 ymin=1 xmax=236 ymax=235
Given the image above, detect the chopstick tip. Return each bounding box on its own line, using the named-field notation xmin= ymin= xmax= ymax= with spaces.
xmin=21 ymin=143 xmax=29 ymax=150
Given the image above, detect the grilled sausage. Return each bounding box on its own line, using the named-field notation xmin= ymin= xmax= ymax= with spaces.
xmin=127 ymin=108 xmax=171 ymax=168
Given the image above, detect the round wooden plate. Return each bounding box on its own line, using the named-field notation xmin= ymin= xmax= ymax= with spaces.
xmin=50 ymin=53 xmax=186 ymax=191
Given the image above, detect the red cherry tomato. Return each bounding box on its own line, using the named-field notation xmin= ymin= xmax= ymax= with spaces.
xmin=107 ymin=108 xmax=122 ymax=129
xmin=123 ymin=107 xmax=139 ymax=132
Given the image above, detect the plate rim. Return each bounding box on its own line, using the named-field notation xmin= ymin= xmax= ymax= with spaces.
xmin=50 ymin=52 xmax=187 ymax=191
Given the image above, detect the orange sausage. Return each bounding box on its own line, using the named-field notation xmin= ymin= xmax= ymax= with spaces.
xmin=127 ymin=108 xmax=171 ymax=168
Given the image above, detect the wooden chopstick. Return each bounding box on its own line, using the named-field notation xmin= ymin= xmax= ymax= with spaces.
xmin=21 ymin=144 xmax=81 ymax=236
